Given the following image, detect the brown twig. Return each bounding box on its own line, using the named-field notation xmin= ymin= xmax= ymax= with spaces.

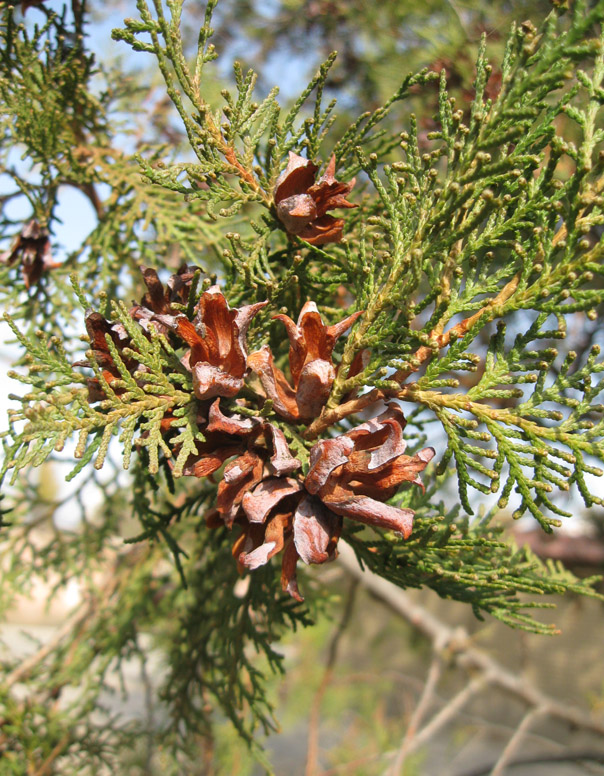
xmin=393 ymin=271 xmax=521 ymax=385
xmin=3 ymin=547 xmax=132 ymax=692
xmin=489 ymin=707 xmax=547 ymax=776
xmin=3 ymin=603 xmax=92 ymax=690
xmin=78 ymin=182 xmax=104 ymax=220
xmin=305 ymin=387 xmax=385 ymax=439
xmin=31 ymin=731 xmax=71 ymax=776
xmin=405 ymin=673 xmax=490 ymax=757
xmin=457 ymin=750 xmax=604 ymax=776
xmin=222 ymin=146 xmax=263 ymax=193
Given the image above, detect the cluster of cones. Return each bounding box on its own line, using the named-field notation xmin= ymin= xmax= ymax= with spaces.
xmin=5 ymin=155 xmax=434 ymax=598
xmin=80 ymin=267 xmax=435 ymax=600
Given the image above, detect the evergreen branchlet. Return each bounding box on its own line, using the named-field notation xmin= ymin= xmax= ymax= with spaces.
xmin=1 ymin=0 xmax=604 ymax=765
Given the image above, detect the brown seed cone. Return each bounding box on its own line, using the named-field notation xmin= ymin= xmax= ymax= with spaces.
xmin=305 ymin=403 xmax=435 ymax=538
xmin=248 ymin=302 xmax=362 ymax=422
xmin=129 ymin=264 xmax=197 ymax=336
xmin=74 ymin=311 xmax=136 ymax=402
xmin=169 ymin=286 xmax=267 ymax=401
xmin=0 ymin=220 xmax=59 ymax=289
xmin=274 ymin=153 xmax=357 ymax=245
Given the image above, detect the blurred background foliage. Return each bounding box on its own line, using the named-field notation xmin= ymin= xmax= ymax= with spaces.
xmin=103 ymin=0 xmax=556 ymax=156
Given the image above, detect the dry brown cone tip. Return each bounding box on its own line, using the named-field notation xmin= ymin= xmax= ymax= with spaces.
xmin=274 ymin=152 xmax=357 ymax=245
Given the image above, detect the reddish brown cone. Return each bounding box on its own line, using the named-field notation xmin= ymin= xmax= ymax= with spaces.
xmin=169 ymin=286 xmax=267 ymax=401
xmin=305 ymin=403 xmax=435 ymax=538
xmin=74 ymin=312 xmax=136 ymax=402
xmin=274 ymin=153 xmax=356 ymax=245
xmin=0 ymin=220 xmax=59 ymax=289
xmin=248 ymin=302 xmax=362 ymax=422
xmin=130 ymin=264 xmax=196 ymax=336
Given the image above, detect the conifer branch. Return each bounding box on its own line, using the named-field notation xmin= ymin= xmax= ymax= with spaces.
xmin=2 ymin=1 xmax=604 ymax=763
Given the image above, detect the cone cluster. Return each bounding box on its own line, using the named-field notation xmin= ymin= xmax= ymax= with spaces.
xmin=78 ymin=264 xmax=434 ymax=599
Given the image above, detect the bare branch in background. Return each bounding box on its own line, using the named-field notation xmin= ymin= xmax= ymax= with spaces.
xmin=339 ymin=542 xmax=604 ymax=772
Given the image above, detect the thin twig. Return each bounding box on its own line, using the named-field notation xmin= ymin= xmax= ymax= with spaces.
xmin=3 ymin=602 xmax=92 ymax=690
xmin=72 ymin=182 xmax=105 ymax=220
xmin=31 ymin=731 xmax=71 ymax=776
xmin=326 ymin=670 xmax=569 ymax=775
xmin=389 ymin=651 xmax=444 ymax=775
xmin=393 ymin=272 xmax=521 ymax=385
xmin=3 ymin=553 xmax=128 ymax=691
xmin=305 ymin=579 xmax=358 ymax=776
xmin=140 ymin=651 xmax=155 ymax=776
xmin=457 ymin=750 xmax=604 ymax=776
xmin=305 ymin=387 xmax=384 ymax=439
xmin=410 ymin=673 xmax=490 ymax=754
xmin=490 ymin=707 xmax=546 ymax=776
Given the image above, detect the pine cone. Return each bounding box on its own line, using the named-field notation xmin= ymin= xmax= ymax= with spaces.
xmin=305 ymin=403 xmax=436 ymax=537
xmin=75 ymin=311 xmax=135 ymax=402
xmin=170 ymin=286 xmax=267 ymax=401
xmin=77 ymin=265 xmax=196 ymax=403
xmin=248 ymin=302 xmax=362 ymax=421
xmin=129 ymin=264 xmax=196 ymax=336
xmin=0 ymin=219 xmax=59 ymax=289
xmin=274 ymin=153 xmax=357 ymax=245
